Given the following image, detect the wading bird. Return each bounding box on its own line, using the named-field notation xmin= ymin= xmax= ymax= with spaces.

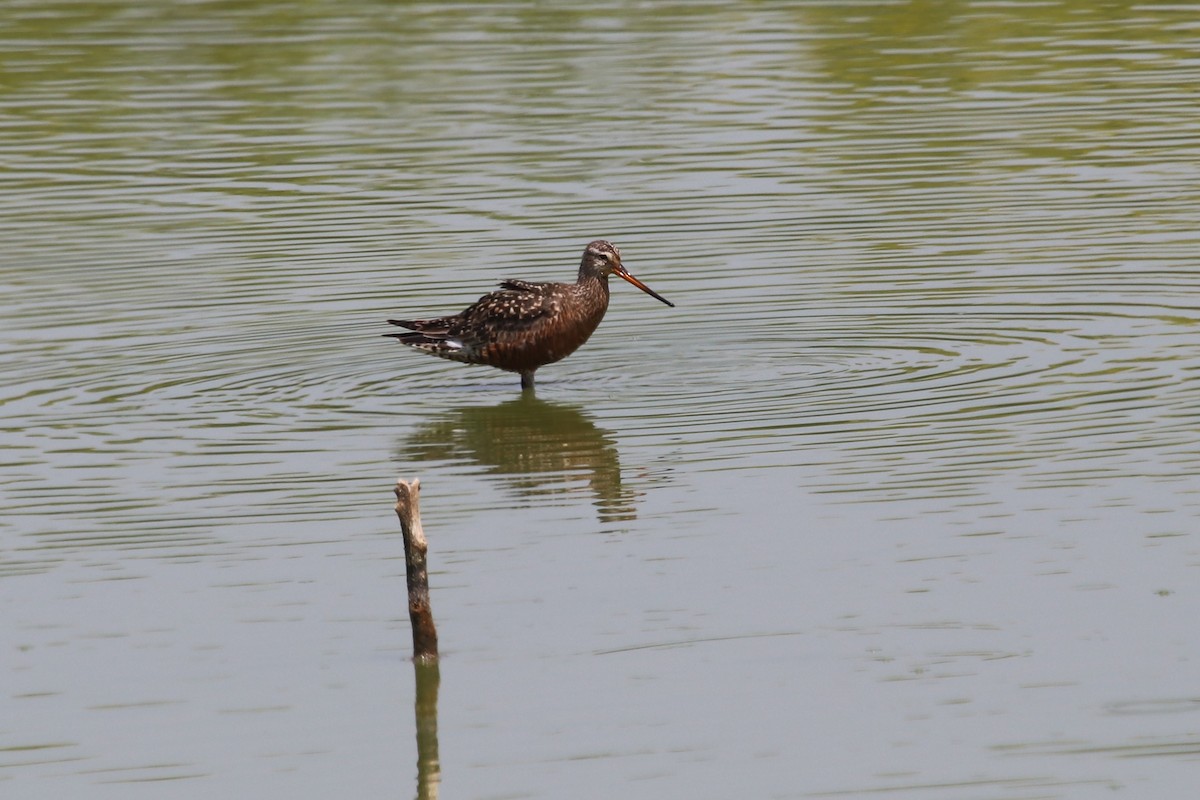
xmin=384 ymin=240 xmax=673 ymax=390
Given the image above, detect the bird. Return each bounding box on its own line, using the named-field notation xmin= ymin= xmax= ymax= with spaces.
xmin=384 ymin=240 xmax=674 ymax=390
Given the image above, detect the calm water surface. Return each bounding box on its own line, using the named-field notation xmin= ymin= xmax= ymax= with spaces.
xmin=3 ymin=2 xmax=1200 ymax=798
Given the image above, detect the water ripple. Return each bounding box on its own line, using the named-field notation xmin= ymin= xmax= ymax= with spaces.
xmin=2 ymin=0 xmax=1198 ymax=544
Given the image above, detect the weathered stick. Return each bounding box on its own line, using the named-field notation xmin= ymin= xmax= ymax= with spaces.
xmin=394 ymin=478 xmax=438 ymax=662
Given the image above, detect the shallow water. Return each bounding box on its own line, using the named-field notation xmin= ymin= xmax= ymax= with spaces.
xmin=4 ymin=2 xmax=1200 ymax=798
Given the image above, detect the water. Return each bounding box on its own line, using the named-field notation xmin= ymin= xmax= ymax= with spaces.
xmin=3 ymin=2 xmax=1200 ymax=797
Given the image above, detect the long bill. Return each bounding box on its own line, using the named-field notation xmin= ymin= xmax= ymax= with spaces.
xmin=614 ymin=266 xmax=675 ymax=307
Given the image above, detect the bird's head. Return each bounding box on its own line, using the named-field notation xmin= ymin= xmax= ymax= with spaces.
xmin=579 ymin=240 xmax=674 ymax=307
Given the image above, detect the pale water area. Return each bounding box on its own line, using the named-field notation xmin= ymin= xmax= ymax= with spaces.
xmin=3 ymin=2 xmax=1200 ymax=798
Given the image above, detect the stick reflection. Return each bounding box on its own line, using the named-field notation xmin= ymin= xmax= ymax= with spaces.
xmin=413 ymin=660 xmax=440 ymax=800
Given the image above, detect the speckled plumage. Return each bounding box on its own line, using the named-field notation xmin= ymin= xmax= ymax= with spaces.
xmin=384 ymin=240 xmax=673 ymax=389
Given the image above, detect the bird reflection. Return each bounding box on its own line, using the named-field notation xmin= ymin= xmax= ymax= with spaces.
xmin=397 ymin=393 xmax=637 ymax=522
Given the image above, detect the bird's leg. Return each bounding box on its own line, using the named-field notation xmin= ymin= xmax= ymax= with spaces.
xmin=520 ymin=371 xmax=535 ymax=391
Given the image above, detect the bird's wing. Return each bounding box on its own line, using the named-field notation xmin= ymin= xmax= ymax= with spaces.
xmin=497 ymin=279 xmax=551 ymax=294
xmin=453 ymin=286 xmax=558 ymax=341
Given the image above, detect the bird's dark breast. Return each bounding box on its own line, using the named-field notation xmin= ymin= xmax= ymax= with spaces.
xmin=477 ymin=300 xmax=607 ymax=373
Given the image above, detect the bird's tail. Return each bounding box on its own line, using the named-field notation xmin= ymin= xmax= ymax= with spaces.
xmin=383 ymin=319 xmax=466 ymax=358
xmin=386 ymin=318 xmax=451 ymax=333
xmin=383 ymin=319 xmax=425 ymax=343
xmin=382 ymin=330 xmax=436 ymax=344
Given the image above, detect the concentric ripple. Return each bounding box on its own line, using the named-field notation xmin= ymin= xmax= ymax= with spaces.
xmin=2 ymin=0 xmax=1199 ymax=553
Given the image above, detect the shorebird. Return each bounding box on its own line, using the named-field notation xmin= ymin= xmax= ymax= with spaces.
xmin=384 ymin=240 xmax=673 ymax=389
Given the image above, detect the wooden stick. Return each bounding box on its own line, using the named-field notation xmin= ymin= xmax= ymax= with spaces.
xmin=394 ymin=478 xmax=438 ymax=662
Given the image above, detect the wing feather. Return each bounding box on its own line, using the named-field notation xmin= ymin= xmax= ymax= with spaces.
xmin=453 ymin=286 xmax=557 ymax=342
